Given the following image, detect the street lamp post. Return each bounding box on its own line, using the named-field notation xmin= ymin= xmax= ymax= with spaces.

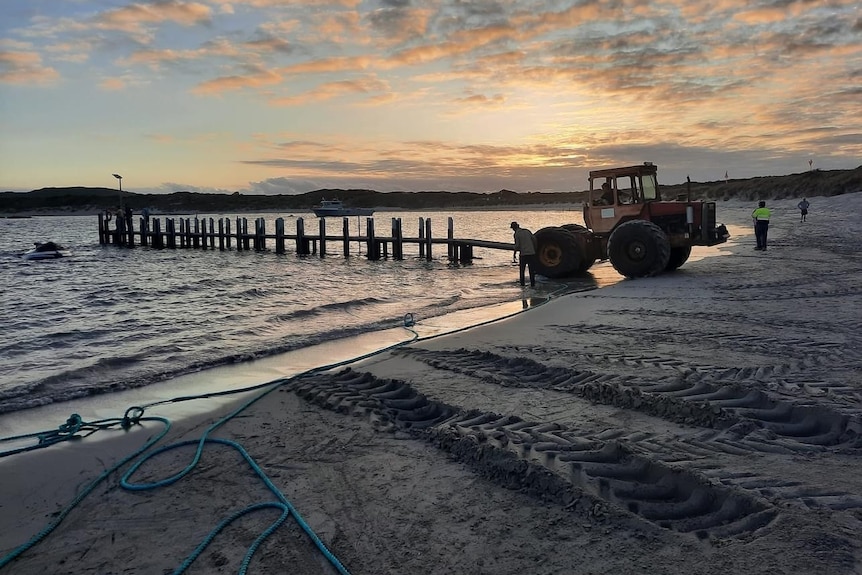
xmin=112 ymin=173 xmax=123 ymax=211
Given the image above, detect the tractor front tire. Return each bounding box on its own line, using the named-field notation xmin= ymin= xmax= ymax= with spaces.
xmin=608 ymin=220 xmax=671 ymax=278
xmin=534 ymin=226 xmax=583 ymax=278
xmin=665 ymin=246 xmax=692 ymax=271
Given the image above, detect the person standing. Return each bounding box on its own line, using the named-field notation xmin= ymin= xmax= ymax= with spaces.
xmin=511 ymin=221 xmax=538 ymax=287
xmin=752 ymin=200 xmax=771 ymax=251
xmin=797 ymin=198 xmax=810 ymax=222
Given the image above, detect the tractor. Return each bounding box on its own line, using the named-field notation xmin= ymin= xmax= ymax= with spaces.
xmin=534 ymin=163 xmax=729 ymax=278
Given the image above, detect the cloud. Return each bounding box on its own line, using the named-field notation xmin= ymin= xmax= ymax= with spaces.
xmin=192 ymin=66 xmax=282 ymax=94
xmin=155 ymin=182 xmax=235 ymax=194
xmin=366 ymin=7 xmax=432 ymax=45
xmin=245 ymin=176 xmax=324 ymax=195
xmin=269 ymin=75 xmax=389 ymax=105
xmin=0 ymin=50 xmax=59 ymax=85
xmin=95 ymin=1 xmax=212 ymax=33
xmin=99 ymin=77 xmax=126 ymax=91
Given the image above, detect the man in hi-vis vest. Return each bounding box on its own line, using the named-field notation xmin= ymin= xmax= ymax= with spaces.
xmin=752 ymin=200 xmax=772 ymax=251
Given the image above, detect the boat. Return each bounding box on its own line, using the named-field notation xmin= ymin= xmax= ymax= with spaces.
xmin=312 ymin=199 xmax=374 ymax=218
xmin=22 ymin=241 xmax=71 ymax=260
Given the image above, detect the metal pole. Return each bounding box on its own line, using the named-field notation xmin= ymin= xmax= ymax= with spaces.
xmin=113 ymin=173 xmax=123 ymax=212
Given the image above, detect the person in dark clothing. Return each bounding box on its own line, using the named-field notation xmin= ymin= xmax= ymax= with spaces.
xmin=797 ymin=198 xmax=810 ymax=222
xmin=751 ymin=200 xmax=771 ymax=251
xmin=511 ymin=221 xmax=538 ymax=287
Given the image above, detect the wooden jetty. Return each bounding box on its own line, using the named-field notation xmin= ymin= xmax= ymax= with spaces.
xmin=98 ymin=214 xmax=515 ymax=263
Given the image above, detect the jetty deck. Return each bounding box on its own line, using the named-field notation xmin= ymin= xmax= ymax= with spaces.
xmin=99 ymin=214 xmax=515 ymax=263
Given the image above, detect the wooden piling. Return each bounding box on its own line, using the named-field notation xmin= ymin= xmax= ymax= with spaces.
xmin=275 ymin=218 xmax=285 ymax=254
xmin=165 ymin=219 xmax=174 ymax=249
xmin=153 ymin=219 xmax=163 ymax=248
xmin=447 ymin=217 xmax=454 ymax=261
xmin=425 ymin=218 xmax=433 ymax=261
xmin=319 ymin=218 xmax=326 ymax=257
xmin=342 ymin=218 xmax=350 ymax=257
xmin=366 ymin=218 xmax=377 ymax=260
xmin=242 ymin=219 xmax=250 ymax=250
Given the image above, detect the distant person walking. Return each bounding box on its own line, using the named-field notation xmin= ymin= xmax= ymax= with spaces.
xmin=797 ymin=198 xmax=810 ymax=222
xmin=511 ymin=221 xmax=538 ymax=287
xmin=752 ymin=200 xmax=771 ymax=251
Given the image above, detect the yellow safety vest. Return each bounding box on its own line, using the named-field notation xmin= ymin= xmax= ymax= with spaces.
xmin=752 ymin=207 xmax=771 ymax=221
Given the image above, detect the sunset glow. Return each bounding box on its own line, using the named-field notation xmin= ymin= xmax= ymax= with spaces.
xmin=1 ymin=0 xmax=860 ymax=194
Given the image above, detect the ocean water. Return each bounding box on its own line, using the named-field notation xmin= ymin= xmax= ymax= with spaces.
xmin=0 ymin=209 xmax=614 ymax=418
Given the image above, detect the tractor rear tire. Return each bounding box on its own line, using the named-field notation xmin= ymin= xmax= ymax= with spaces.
xmin=665 ymin=246 xmax=692 ymax=271
xmin=608 ymin=220 xmax=671 ymax=278
xmin=534 ymin=226 xmax=583 ymax=278
xmin=562 ymin=224 xmax=597 ymax=272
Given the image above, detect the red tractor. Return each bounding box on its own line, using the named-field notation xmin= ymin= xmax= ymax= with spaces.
xmin=534 ymin=163 xmax=730 ymax=278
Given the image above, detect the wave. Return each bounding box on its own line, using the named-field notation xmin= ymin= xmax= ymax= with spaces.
xmin=0 ymin=287 xmax=514 ymax=416
xmin=269 ymin=296 xmax=389 ymax=322
xmin=0 ymin=315 xmax=408 ymax=415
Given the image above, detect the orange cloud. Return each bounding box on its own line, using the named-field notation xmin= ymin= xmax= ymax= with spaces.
xmin=99 ymin=77 xmax=126 ymax=91
xmin=280 ymin=56 xmax=371 ymax=74
xmin=209 ymin=0 xmax=361 ymax=9
xmin=269 ymin=75 xmax=389 ymax=106
xmin=192 ymin=68 xmax=282 ymax=94
xmin=96 ymin=1 xmax=211 ymax=33
xmin=0 ymin=51 xmax=59 ymax=85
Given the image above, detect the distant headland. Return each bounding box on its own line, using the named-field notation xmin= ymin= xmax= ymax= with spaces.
xmin=1 ymin=167 xmax=859 ymax=216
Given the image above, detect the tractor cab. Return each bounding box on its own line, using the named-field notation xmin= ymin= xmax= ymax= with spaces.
xmin=584 ymin=163 xmax=660 ymax=234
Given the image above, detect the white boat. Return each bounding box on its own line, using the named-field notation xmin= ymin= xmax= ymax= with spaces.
xmin=312 ymin=199 xmax=374 ymax=217
xmin=22 ymin=242 xmax=71 ymax=260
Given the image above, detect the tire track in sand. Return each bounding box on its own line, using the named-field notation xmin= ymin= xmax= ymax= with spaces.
xmin=394 ymin=348 xmax=862 ymax=452
xmin=290 ymin=368 xmax=777 ymax=541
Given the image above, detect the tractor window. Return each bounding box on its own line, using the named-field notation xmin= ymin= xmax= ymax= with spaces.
xmin=615 ymin=176 xmax=640 ymax=204
xmin=642 ymin=174 xmax=658 ymax=200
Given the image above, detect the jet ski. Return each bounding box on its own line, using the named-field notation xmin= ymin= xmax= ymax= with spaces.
xmin=22 ymin=241 xmax=72 ymax=260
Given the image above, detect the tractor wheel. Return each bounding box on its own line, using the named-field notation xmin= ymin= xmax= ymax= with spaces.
xmin=607 ymin=220 xmax=671 ymax=278
xmin=665 ymin=246 xmax=692 ymax=271
xmin=534 ymin=226 xmax=583 ymax=278
xmin=562 ymin=224 xmax=597 ymax=272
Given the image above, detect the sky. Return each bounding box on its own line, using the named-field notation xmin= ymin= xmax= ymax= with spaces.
xmin=1 ymin=0 xmax=860 ymax=195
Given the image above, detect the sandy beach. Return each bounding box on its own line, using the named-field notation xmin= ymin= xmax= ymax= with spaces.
xmin=1 ymin=195 xmax=861 ymax=575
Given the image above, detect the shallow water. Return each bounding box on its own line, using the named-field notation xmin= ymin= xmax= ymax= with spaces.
xmin=0 ymin=209 xmax=609 ymax=416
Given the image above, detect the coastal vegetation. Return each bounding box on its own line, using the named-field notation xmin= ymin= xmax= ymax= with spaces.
xmin=1 ymin=166 xmax=859 ymax=216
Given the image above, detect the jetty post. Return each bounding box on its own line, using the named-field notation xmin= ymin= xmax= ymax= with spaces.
xmin=418 ymin=218 xmax=425 ymax=259
xmin=275 ymin=218 xmax=285 ymax=253
xmin=392 ymin=218 xmax=403 ymax=260
xmin=341 ymin=218 xmax=350 ymax=257
xmin=447 ymin=217 xmax=454 ymax=261
xmin=152 ymin=218 xmax=163 ymax=248
xmin=139 ymin=218 xmax=149 ymax=247
xmin=170 ymin=218 xmax=178 ymax=249
xmin=424 ymin=218 xmax=433 ymax=261
xmin=319 ymin=218 xmax=327 ymax=256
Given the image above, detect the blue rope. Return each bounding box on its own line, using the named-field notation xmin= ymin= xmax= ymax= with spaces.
xmin=0 ymin=413 xmax=171 ymax=570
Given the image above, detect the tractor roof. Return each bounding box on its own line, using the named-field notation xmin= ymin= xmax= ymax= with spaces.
xmin=588 ymin=162 xmax=658 ymax=180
